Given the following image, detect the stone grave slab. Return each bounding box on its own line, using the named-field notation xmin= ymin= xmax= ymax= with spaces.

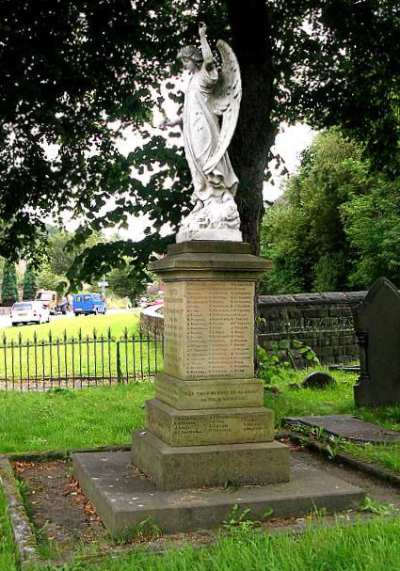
xmin=73 ymin=450 xmax=365 ymax=537
xmin=285 ymin=414 xmax=400 ymax=444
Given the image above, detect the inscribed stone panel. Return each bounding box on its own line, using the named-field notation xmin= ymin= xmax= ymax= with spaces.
xmin=163 ymin=280 xmax=254 ymax=380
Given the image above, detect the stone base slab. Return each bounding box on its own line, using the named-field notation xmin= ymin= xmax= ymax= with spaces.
xmin=72 ymin=450 xmax=365 ymax=537
xmin=131 ymin=430 xmax=289 ymax=489
xmin=146 ymin=399 xmax=274 ymax=446
xmin=155 ymin=374 xmax=264 ymax=410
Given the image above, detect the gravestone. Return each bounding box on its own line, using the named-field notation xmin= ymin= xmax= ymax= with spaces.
xmin=354 ymin=277 xmax=400 ymax=407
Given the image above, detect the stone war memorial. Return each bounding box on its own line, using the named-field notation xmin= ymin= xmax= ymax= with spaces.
xmin=354 ymin=277 xmax=400 ymax=407
xmin=72 ymin=23 xmax=364 ymax=536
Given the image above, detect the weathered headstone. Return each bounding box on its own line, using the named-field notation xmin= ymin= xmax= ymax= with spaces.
xmin=354 ymin=277 xmax=400 ymax=407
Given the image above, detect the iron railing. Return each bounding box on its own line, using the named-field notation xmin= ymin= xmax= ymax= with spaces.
xmin=0 ymin=328 xmax=164 ymax=391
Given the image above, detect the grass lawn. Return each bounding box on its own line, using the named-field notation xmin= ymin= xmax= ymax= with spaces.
xmin=1 ymin=491 xmax=400 ymax=571
xmin=0 ymin=368 xmax=400 ymax=570
xmin=0 ymin=310 xmax=141 ymax=342
xmin=264 ymin=367 xmax=400 ymax=474
xmin=63 ymin=518 xmax=400 ymax=571
xmin=0 ymin=383 xmax=153 ymax=454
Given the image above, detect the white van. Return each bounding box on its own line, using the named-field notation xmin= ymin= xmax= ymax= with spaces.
xmin=11 ymin=301 xmax=50 ymax=326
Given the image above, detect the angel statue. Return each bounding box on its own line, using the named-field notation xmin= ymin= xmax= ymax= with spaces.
xmin=162 ymin=22 xmax=242 ymax=242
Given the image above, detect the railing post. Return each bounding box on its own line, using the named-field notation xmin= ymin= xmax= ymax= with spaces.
xmin=116 ymin=340 xmax=123 ymax=383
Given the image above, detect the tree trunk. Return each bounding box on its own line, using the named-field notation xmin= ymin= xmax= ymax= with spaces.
xmin=226 ymin=0 xmax=275 ymax=255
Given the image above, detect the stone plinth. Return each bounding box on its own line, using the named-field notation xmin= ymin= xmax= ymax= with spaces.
xmin=155 ymin=374 xmax=264 ymax=410
xmin=132 ymin=431 xmax=289 ymax=490
xmin=163 ymin=279 xmax=254 ymax=379
xmin=131 ymin=241 xmax=290 ymax=489
xmin=145 ymin=399 xmax=274 ymax=446
xmin=73 ymin=450 xmax=365 ymax=536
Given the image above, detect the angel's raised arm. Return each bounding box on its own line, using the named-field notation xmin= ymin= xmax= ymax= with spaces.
xmin=198 ymin=22 xmax=214 ymax=68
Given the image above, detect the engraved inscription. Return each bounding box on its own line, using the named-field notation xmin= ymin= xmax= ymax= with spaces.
xmin=164 ymin=283 xmax=185 ymax=377
xmin=164 ymin=281 xmax=254 ymax=379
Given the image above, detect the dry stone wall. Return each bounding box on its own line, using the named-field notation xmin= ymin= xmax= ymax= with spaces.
xmin=258 ymin=291 xmax=366 ymax=364
xmin=140 ymin=291 xmax=367 ymax=365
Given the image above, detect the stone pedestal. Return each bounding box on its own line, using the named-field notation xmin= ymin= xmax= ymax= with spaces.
xmin=132 ymin=241 xmax=290 ymax=489
xmin=73 ymin=240 xmax=365 ymax=536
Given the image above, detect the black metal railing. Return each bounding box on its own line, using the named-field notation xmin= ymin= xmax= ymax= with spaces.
xmin=0 ymin=328 xmax=164 ymax=391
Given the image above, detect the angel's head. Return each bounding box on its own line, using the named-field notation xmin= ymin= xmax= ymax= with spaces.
xmin=178 ymin=45 xmax=203 ymax=72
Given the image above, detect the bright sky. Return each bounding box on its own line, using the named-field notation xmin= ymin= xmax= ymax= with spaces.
xmin=264 ymin=123 xmax=315 ymax=202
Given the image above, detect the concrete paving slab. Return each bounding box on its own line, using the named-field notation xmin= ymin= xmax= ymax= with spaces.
xmin=72 ymin=450 xmax=365 ymax=537
xmin=285 ymin=415 xmax=400 ymax=443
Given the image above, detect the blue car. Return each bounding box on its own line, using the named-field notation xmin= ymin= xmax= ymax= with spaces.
xmin=72 ymin=293 xmax=107 ymax=316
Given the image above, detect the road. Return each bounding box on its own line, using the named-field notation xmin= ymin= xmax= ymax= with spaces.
xmin=0 ymin=308 xmax=129 ymax=330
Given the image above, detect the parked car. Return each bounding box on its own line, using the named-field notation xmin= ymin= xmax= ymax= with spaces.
xmin=11 ymin=301 xmax=50 ymax=326
xmin=72 ymin=293 xmax=107 ymax=316
xmin=35 ymin=289 xmax=57 ymax=314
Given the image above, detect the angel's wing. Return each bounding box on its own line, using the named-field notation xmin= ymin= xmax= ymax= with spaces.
xmin=203 ymin=40 xmax=242 ymax=175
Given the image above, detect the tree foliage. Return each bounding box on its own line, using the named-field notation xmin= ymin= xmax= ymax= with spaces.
xmin=342 ymin=176 xmax=400 ymax=287
xmin=262 ymin=128 xmax=400 ymax=293
xmin=107 ymin=264 xmax=149 ymax=304
xmin=1 ymin=1 xmax=399 ymax=282
xmin=1 ymin=260 xmax=18 ymax=306
xmin=22 ymin=264 xmax=38 ymax=300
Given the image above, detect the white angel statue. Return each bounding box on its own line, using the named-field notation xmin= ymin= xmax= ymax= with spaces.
xmin=162 ymin=22 xmax=243 ymax=243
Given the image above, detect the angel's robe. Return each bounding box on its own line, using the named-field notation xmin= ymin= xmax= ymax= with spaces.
xmin=182 ymin=65 xmax=238 ymax=204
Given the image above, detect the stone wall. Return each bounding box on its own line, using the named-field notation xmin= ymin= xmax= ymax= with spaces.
xmin=139 ymin=305 xmax=164 ymax=337
xmin=258 ymin=291 xmax=366 ymax=364
xmin=140 ymin=291 xmax=367 ymax=365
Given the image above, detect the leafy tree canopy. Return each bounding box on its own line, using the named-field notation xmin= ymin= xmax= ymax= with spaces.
xmin=22 ymin=263 xmax=38 ymax=300
xmin=262 ymin=128 xmax=400 ymax=293
xmin=1 ymin=0 xmax=399 ymax=284
xmin=1 ymin=260 xmax=18 ymax=306
xmin=107 ymin=263 xmax=150 ymax=304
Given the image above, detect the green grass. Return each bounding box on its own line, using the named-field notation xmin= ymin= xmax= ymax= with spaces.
xmin=7 ymin=518 xmax=400 ymax=571
xmin=0 ymin=488 xmax=17 ymax=571
xmin=0 ymin=383 xmax=153 ymax=454
xmin=1 ymin=310 xmax=141 ymax=342
xmin=0 ymin=368 xmax=400 ymax=569
xmin=264 ymin=366 xmax=400 ymax=474
xmin=264 ymin=368 xmax=356 ymax=424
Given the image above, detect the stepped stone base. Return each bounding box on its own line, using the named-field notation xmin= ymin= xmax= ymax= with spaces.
xmin=72 ymin=450 xmax=365 ymax=537
xmin=131 ymin=430 xmax=289 ymax=490
xmin=146 ymin=399 xmax=274 ymax=447
xmin=155 ymin=373 xmax=264 ymax=410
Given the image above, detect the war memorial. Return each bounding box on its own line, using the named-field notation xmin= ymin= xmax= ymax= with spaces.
xmin=72 ymin=23 xmax=364 ymax=536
